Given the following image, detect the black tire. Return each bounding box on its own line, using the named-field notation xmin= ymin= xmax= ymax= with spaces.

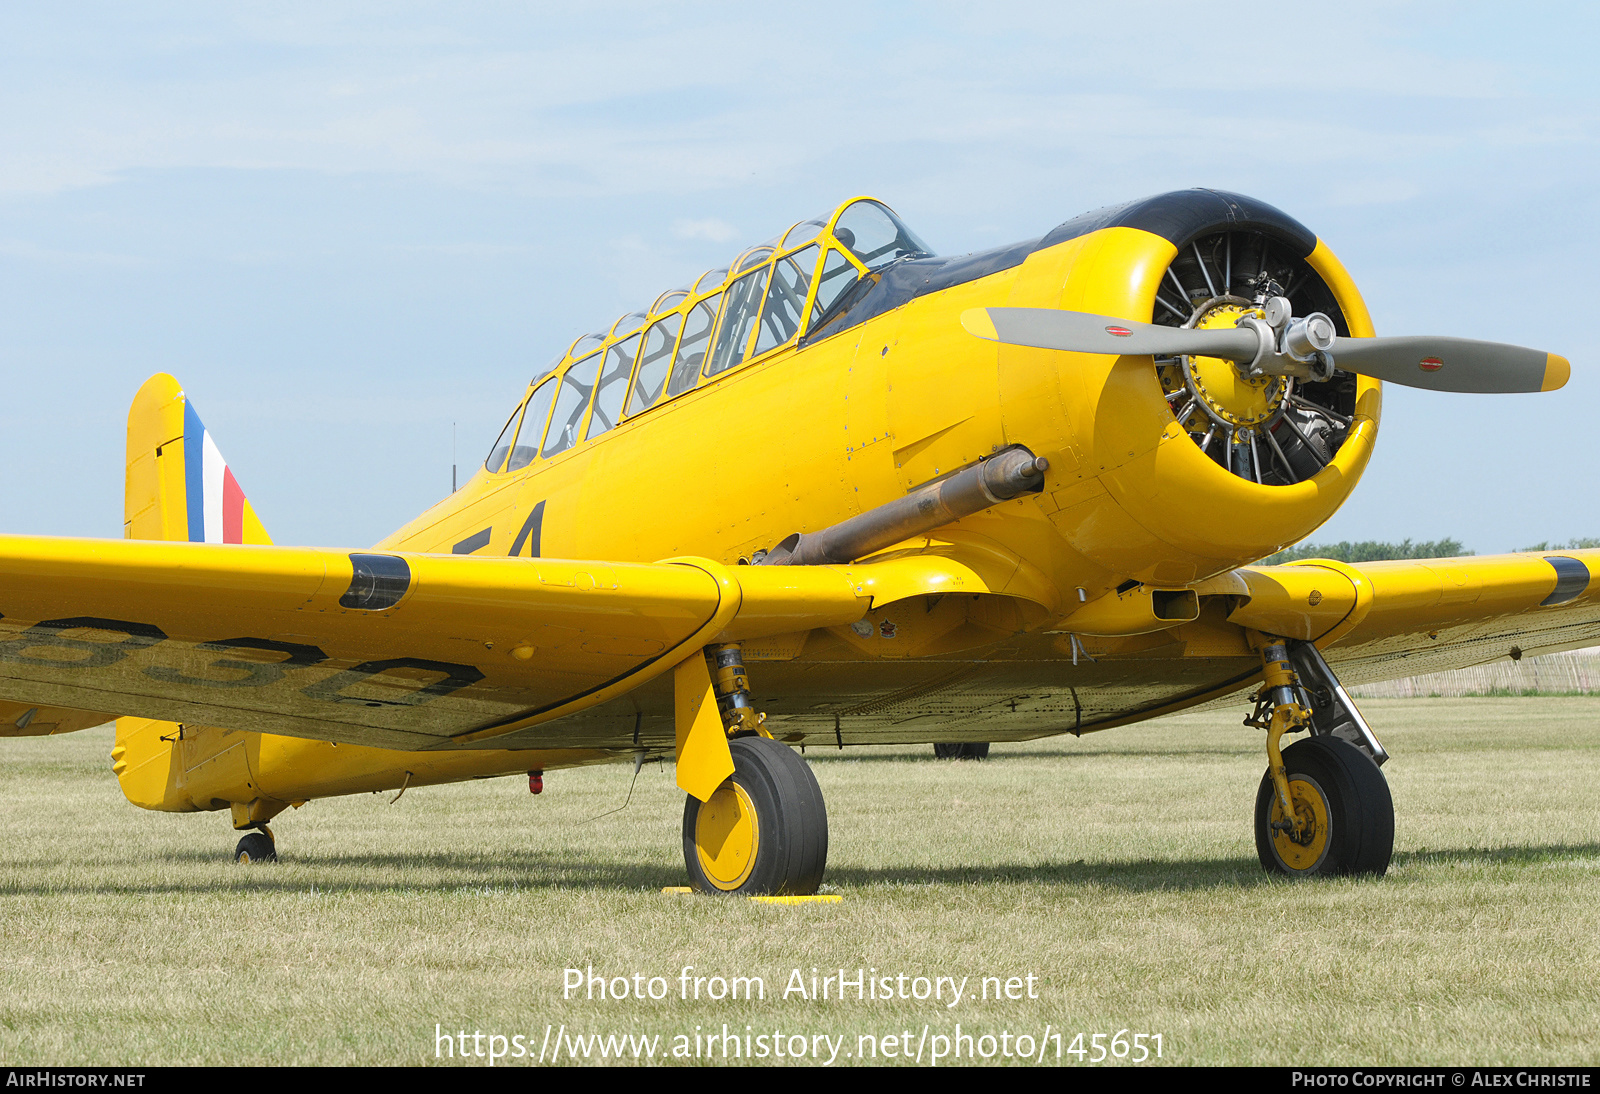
xmin=933 ymin=742 xmax=990 ymax=760
xmin=1255 ymin=735 xmax=1393 ymax=878
xmin=234 ymin=831 xmax=277 ymax=864
xmin=682 ymin=736 xmax=827 ymax=896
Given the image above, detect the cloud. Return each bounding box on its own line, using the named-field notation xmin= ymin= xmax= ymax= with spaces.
xmin=669 ymin=217 xmax=737 ymax=243
xmin=2 ymin=2 xmax=1592 ymax=221
xmin=0 ymin=239 xmax=145 ymax=266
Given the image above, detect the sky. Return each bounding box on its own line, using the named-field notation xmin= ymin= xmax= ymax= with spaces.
xmin=1 ymin=2 xmax=1596 ymax=553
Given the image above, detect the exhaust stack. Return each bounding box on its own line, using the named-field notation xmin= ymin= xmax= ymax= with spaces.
xmin=758 ymin=447 xmax=1046 ymax=567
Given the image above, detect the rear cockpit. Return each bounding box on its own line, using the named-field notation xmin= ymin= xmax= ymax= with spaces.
xmin=483 ymin=197 xmax=933 ymax=476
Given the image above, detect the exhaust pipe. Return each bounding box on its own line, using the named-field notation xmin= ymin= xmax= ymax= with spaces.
xmin=757 ymin=446 xmax=1047 ymax=567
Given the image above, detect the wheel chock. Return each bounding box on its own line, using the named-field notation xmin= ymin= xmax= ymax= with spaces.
xmin=659 ymin=886 xmax=842 ymax=903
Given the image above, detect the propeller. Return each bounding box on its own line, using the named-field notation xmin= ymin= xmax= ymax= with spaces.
xmin=961 ymin=302 xmax=1570 ymax=394
xmin=1327 ymin=336 xmax=1567 ymax=394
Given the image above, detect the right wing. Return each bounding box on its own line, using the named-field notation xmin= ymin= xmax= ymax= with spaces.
xmin=0 ymin=536 xmax=901 ymax=751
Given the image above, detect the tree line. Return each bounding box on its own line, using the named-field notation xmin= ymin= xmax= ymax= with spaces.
xmin=1259 ymin=537 xmax=1598 ymax=565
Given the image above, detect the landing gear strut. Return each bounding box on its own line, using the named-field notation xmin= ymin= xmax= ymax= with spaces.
xmin=678 ymin=644 xmax=828 ymax=895
xmin=1246 ymin=636 xmax=1393 ymax=877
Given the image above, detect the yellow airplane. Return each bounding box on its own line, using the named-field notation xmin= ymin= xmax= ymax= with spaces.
xmin=1 ymin=189 xmax=1590 ymax=893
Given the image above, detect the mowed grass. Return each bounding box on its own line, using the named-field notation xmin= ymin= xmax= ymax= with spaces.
xmin=1 ymin=698 xmax=1597 ymax=1067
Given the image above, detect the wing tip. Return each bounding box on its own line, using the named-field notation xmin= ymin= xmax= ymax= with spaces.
xmin=959 ymin=308 xmax=998 ymax=342
xmin=1542 ymin=353 xmax=1571 ymax=392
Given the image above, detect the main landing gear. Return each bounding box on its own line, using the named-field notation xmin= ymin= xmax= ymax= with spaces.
xmin=1246 ymin=637 xmax=1393 ymax=878
xmin=678 ymin=644 xmax=828 ymax=896
xmin=683 ymin=736 xmax=828 ymax=894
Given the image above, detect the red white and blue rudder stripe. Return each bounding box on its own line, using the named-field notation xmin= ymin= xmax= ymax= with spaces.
xmin=182 ymin=399 xmax=259 ymax=544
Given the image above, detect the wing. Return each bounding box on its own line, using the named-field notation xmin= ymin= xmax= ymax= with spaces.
xmin=1219 ymin=549 xmax=1600 ymax=683
xmin=984 ymin=549 xmax=1600 ymax=739
xmin=3 ymin=533 xmax=1589 ymax=755
xmin=0 ymin=535 xmax=895 ymax=751
xmin=0 ymin=699 xmax=115 ymax=736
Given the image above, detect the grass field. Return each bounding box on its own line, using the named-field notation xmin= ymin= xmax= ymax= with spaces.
xmin=2 ymin=697 xmax=1597 ymax=1067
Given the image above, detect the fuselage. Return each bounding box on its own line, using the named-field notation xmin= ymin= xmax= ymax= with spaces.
xmin=117 ymin=189 xmax=1386 ymax=818
xmin=386 ymin=192 xmax=1378 ymax=591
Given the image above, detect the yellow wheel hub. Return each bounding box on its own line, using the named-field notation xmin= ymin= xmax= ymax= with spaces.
xmin=695 ymin=781 xmax=760 ymax=890
xmin=1184 ymin=304 xmax=1282 ymax=428
xmin=1269 ymin=774 xmax=1331 ymax=873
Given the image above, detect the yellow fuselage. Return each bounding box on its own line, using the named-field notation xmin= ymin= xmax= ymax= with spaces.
xmin=115 ymin=199 xmax=1382 ymax=823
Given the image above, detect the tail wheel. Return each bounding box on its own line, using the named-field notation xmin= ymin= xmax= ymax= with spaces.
xmin=682 ymin=736 xmax=827 ymax=895
xmin=234 ymin=828 xmax=277 ymax=864
xmin=1255 ymin=736 xmax=1393 ymax=877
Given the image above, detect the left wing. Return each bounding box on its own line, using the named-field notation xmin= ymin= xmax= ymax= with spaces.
xmin=1219 ymin=549 xmax=1600 ymax=682
xmin=1023 ymin=549 xmax=1600 ymax=739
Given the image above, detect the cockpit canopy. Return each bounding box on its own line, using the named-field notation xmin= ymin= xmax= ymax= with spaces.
xmin=484 ymin=197 xmax=932 ymax=476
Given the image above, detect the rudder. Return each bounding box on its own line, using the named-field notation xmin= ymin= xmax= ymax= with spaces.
xmin=124 ymin=373 xmax=272 ymax=544
xmin=118 ymin=375 xmax=274 ymax=815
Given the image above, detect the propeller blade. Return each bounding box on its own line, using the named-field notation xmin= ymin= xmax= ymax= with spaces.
xmin=1331 ymin=336 xmax=1570 ymax=394
xmin=962 ymin=307 xmax=1258 ymax=361
xmin=963 ymin=307 xmax=1573 ymax=395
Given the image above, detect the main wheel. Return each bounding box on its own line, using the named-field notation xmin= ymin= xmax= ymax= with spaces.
xmin=234 ymin=829 xmax=277 ymax=864
xmin=933 ymin=742 xmax=990 ymax=760
xmin=1255 ymin=735 xmax=1393 ymax=877
xmin=682 ymin=736 xmax=827 ymax=895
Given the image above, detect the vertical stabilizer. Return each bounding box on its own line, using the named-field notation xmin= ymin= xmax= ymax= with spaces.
xmin=124 ymin=373 xmax=272 ymax=544
xmin=119 ymin=374 xmax=274 ymax=814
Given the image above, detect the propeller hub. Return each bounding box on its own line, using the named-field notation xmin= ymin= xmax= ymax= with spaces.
xmin=1177 ymin=303 xmax=1286 ymax=428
